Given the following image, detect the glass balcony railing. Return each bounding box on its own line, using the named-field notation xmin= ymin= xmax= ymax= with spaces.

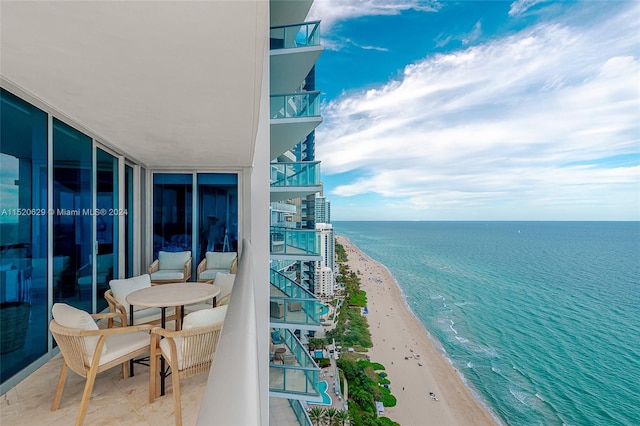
xmin=270 ymin=92 xmax=321 ymax=119
xmin=270 ymin=268 xmax=322 ymax=328
xmin=269 ymin=328 xmax=321 ymax=400
xmin=270 ymin=227 xmax=319 ymax=256
xmin=271 ymin=202 xmax=297 ymax=213
xmin=271 ymin=161 xmax=321 ymax=188
xmin=289 ymin=399 xmax=313 ymax=426
xmin=270 ymin=21 xmax=321 ymax=50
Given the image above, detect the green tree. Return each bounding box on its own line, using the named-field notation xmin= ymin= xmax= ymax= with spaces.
xmin=325 ymin=407 xmax=339 ymax=426
xmin=308 ymin=407 xmax=325 ymax=426
xmin=335 ymin=409 xmax=350 ymax=426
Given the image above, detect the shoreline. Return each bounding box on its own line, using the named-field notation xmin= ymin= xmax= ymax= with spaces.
xmin=337 ymin=234 xmax=498 ymax=426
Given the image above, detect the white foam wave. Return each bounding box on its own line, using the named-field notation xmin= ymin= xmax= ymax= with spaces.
xmin=455 ymin=336 xmax=469 ymax=344
xmin=467 ymin=361 xmax=474 ymax=369
xmin=509 ymin=388 xmax=530 ymax=407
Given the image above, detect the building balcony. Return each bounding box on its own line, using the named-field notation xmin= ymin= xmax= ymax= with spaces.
xmin=269 ymin=328 xmax=322 ymax=402
xmin=270 ymin=92 xmax=322 ymax=160
xmin=271 ymin=202 xmax=298 ymax=214
xmin=270 ymin=161 xmax=322 ymax=202
xmin=270 ymin=21 xmax=323 ymax=94
xmin=270 ymin=227 xmax=321 ymax=260
xmin=270 ymin=268 xmax=322 ymax=330
xmin=271 ymin=91 xmax=320 ymax=119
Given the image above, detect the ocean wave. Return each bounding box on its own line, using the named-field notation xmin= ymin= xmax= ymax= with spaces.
xmin=509 ymin=388 xmax=531 ymax=407
xmin=455 ymin=336 xmax=469 ymax=344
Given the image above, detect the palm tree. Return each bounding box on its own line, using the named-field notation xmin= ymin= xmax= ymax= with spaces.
xmin=335 ymin=409 xmax=350 ymax=426
xmin=308 ymin=407 xmax=325 ymax=426
xmin=324 ymin=407 xmax=339 ymax=426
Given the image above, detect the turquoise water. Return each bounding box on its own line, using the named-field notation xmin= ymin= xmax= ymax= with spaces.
xmin=318 ymin=304 xmax=330 ymax=316
xmin=314 ymin=380 xmax=332 ymax=405
xmin=334 ymin=222 xmax=640 ymax=426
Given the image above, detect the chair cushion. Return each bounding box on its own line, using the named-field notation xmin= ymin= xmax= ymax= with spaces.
xmin=52 ymin=303 xmax=106 ymax=356
xmin=159 ymin=251 xmax=190 ymax=270
xmin=150 ymin=270 xmax=185 ymax=281
xmin=89 ymin=330 xmax=150 ymax=366
xmin=110 ymin=274 xmax=152 ymax=313
xmin=205 ymin=252 xmax=237 ymax=270
xmin=199 ymin=269 xmax=227 ymax=281
xmin=183 ymin=306 xmax=227 ymax=330
xmin=214 ymin=273 xmax=235 ymax=301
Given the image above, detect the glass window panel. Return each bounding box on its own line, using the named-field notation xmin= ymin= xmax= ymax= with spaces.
xmin=95 ymin=149 xmax=118 ymax=311
xmin=125 ymin=165 xmax=133 ymax=277
xmin=53 ymin=118 xmax=92 ymax=312
xmin=153 ymin=174 xmax=192 ymax=260
xmin=196 ymin=174 xmax=238 ymax=265
xmin=0 ymin=89 xmax=48 ymax=383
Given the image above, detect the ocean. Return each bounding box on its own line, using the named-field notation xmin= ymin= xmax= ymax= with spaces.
xmin=333 ymin=221 xmax=640 ymax=426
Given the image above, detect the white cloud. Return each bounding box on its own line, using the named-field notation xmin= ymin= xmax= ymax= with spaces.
xmin=317 ymin=3 xmax=640 ymax=220
xmin=308 ymin=0 xmax=441 ymax=31
xmin=509 ymin=0 xmax=549 ymax=17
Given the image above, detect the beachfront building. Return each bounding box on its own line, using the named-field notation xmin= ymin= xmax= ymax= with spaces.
xmin=1 ymin=0 xmax=324 ymax=424
xmin=269 ymin=2 xmax=327 ymax=413
xmin=315 ymin=196 xmax=331 ymax=224
xmin=314 ymin=223 xmax=335 ymax=297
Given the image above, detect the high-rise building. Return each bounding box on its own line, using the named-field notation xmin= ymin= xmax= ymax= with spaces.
xmin=1 ymin=1 xmax=325 ymax=423
xmin=315 ymin=196 xmax=331 ymax=224
xmin=314 ymin=223 xmax=335 ymax=297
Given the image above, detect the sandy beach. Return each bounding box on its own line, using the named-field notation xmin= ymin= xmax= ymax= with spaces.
xmin=336 ymin=235 xmax=498 ymax=426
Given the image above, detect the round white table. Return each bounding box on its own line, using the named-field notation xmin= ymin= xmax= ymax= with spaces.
xmin=126 ymin=282 xmax=221 ymax=328
xmin=126 ymin=282 xmax=220 ymax=395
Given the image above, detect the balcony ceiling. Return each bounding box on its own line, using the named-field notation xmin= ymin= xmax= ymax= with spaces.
xmin=0 ymin=1 xmax=268 ymax=168
xmin=270 ymin=117 xmax=322 ymax=160
xmin=270 ymin=47 xmax=323 ymax=94
xmin=270 ymin=0 xmax=313 ymax=27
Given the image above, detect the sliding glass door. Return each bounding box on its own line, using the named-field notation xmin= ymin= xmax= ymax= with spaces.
xmin=153 ymin=173 xmax=238 ymax=278
xmin=52 ymin=119 xmax=93 ymax=312
xmin=0 ymin=89 xmax=48 ymax=383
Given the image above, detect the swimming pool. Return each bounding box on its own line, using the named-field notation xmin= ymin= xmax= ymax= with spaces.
xmin=318 ymin=304 xmax=330 ymax=316
xmin=314 ymin=350 xmax=324 ymax=358
xmin=311 ymin=380 xmax=332 ymax=406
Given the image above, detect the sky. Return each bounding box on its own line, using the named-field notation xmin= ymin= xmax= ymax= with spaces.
xmin=308 ymin=0 xmax=640 ymax=221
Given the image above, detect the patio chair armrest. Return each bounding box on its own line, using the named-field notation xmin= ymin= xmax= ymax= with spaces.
xmin=148 ymin=259 xmax=159 ymax=275
xmin=197 ymin=258 xmax=207 ymax=276
xmin=80 ymin=323 xmax=153 ymax=336
xmin=150 ymin=322 xmax=223 ymax=338
xmin=91 ymin=311 xmax=128 ymax=326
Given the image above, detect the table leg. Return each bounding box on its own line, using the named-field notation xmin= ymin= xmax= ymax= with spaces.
xmin=160 ymin=307 xmax=166 ymax=396
xmin=179 ymin=305 xmax=186 ymax=330
xmin=129 ymin=307 xmax=135 ymax=375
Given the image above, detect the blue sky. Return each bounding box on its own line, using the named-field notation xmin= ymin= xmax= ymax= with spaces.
xmin=308 ymin=0 xmax=640 ymax=221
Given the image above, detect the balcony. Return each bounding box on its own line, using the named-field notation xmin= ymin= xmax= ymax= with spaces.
xmin=271 ymin=92 xmax=320 ymax=119
xmin=270 ymin=21 xmax=320 ymax=50
xmin=270 ymin=268 xmax=322 ymax=330
xmin=269 ymin=328 xmax=322 ymax=402
xmin=270 ymin=22 xmax=323 ymax=94
xmin=270 ymin=226 xmax=321 ymax=260
xmin=270 ymin=161 xmax=322 ymax=202
xmin=270 ymin=92 xmax=322 ymax=160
